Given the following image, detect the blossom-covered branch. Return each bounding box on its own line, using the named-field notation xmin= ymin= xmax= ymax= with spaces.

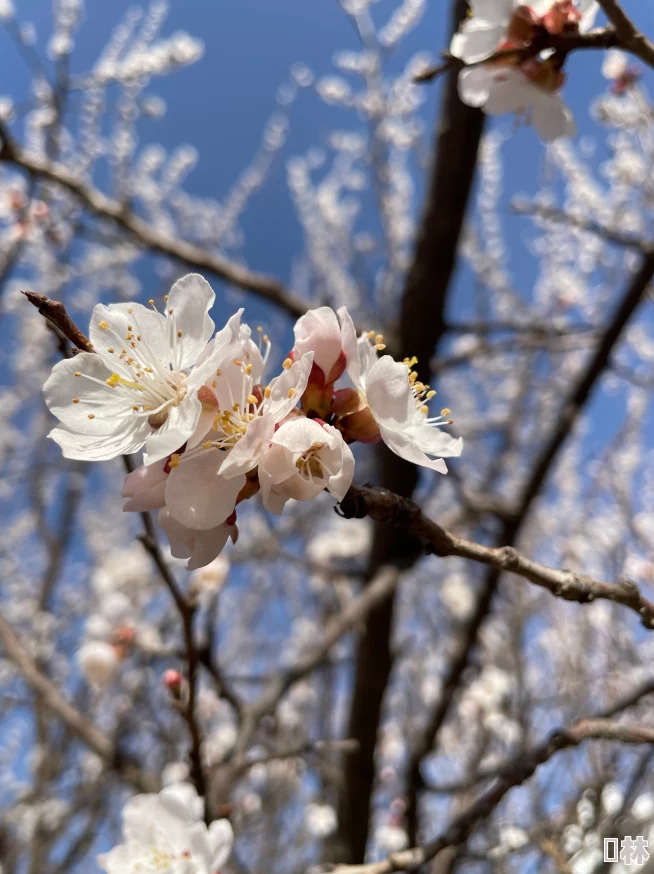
xmin=329 ymin=713 xmax=654 ymax=874
xmin=0 ymin=614 xmax=157 ymax=793
xmin=0 ymin=122 xmax=308 ymax=320
xmin=338 ymin=483 xmax=654 ymax=627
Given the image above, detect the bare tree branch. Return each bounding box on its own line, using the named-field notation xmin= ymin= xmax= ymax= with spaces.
xmin=1 ymin=123 xmax=308 ymax=320
xmin=597 ymin=0 xmax=654 ymax=68
xmin=0 ymin=614 xmax=157 ymax=793
xmin=338 ymin=483 xmax=654 ymax=627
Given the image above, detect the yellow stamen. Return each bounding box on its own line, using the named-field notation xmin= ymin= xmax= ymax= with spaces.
xmin=98 ymin=320 xmax=109 ymax=332
xmin=72 ymin=398 xmax=79 ymax=404
xmin=74 ymin=371 xmax=81 ymax=377
xmin=88 ymin=413 xmax=95 ymax=419
xmin=441 ymin=408 xmax=451 ymax=416
xmin=247 ymin=394 xmax=258 ymax=404
xmin=264 ymin=386 xmax=271 ymax=398
xmin=288 ymin=387 xmax=296 ymax=398
xmin=282 ymin=358 xmax=292 ymax=370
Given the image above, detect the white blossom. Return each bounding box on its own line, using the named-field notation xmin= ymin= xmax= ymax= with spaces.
xmin=45 ymin=275 xmax=242 ymax=464
xmin=98 ymin=783 xmax=233 ymax=874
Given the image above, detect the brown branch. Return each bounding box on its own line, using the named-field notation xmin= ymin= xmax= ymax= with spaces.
xmin=2 ymin=125 xmax=308 ymax=319
xmin=510 ymin=201 xmax=650 ymax=251
xmin=330 ymin=696 xmax=654 ymax=874
xmin=597 ymin=0 xmax=654 ymax=69
xmin=230 ymin=566 xmax=400 ymax=762
xmin=337 ymin=0 xmax=487 ymax=860
xmin=402 ymin=247 xmax=654 ymax=843
xmin=22 ymin=290 xmax=94 ymax=352
xmin=338 ymin=483 xmax=654 ymax=627
xmin=0 ymin=614 xmax=157 ymax=792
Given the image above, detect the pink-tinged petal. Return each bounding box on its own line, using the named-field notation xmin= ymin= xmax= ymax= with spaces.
xmin=294 ymin=307 xmax=342 ymax=377
xmin=186 ymin=524 xmax=234 ymax=571
xmin=143 ymin=394 xmax=202 ymax=465
xmin=123 ymin=480 xmax=166 ymax=512
xmin=165 ymin=273 xmax=215 ymax=370
xmin=365 ymin=355 xmax=414 ymax=424
xmin=338 ymin=306 xmax=361 ymax=386
xmin=166 ymin=449 xmax=244 ymax=530
xmin=379 ymin=423 xmax=449 ymax=474
xmin=158 ymin=509 xmax=193 ymax=559
xmin=121 ymin=459 xmax=167 ymax=497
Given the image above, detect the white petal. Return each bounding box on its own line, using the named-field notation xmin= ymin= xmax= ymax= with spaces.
xmin=450 ymin=20 xmax=506 ymax=64
xmin=208 ymin=819 xmax=235 ymax=871
xmin=338 ymin=306 xmax=361 ymax=387
xmin=324 ymin=425 xmax=355 ymax=500
xmin=379 ymin=423 xmax=449 ymax=474
xmin=366 ymin=356 xmax=413 ymax=424
xmin=263 ymin=352 xmax=313 ymax=421
xmin=90 ymin=301 xmax=167 ymax=370
xmin=272 ymin=417 xmax=327 ymax=454
xmin=50 ymin=421 xmax=149 ymax=461
xmin=219 ymin=414 xmax=275 ymax=479
xmin=166 ymin=274 xmax=216 ymax=370
xmin=143 ymin=394 xmax=203 ymax=465
xmin=457 ymin=66 xmax=493 ymax=108
xmin=483 ymin=70 xmax=532 ymax=115
xmin=533 ymin=92 xmax=575 ymax=141
xmin=188 ymin=309 xmax=244 ymax=389
xmin=405 ymin=424 xmax=463 ymax=458
xmin=469 ymin=0 xmax=512 ymax=22
xmin=578 ymin=0 xmax=599 ymax=32
xmin=45 ymin=352 xmax=132 ymax=434
xmin=602 ymin=48 xmax=628 ymax=80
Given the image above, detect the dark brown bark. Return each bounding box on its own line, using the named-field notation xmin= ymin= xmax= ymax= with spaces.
xmin=335 ymin=1 xmax=485 ymax=861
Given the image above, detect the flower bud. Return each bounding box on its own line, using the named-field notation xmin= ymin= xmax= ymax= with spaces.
xmin=163 ymin=669 xmax=184 ymax=697
xmin=78 ymin=640 xmax=120 ymax=687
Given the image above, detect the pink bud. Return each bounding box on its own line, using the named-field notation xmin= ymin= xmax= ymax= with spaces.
xmin=163 ymin=669 xmax=184 ymax=696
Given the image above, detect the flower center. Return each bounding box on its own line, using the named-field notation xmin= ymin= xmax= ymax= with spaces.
xmin=132 ymin=846 xmax=194 ymax=873
xmin=295 ymin=441 xmax=328 ymax=480
xmin=81 ymin=306 xmax=189 ymax=427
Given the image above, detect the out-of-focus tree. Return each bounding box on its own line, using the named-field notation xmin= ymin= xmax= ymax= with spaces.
xmin=3 ymin=2 xmax=654 ymax=873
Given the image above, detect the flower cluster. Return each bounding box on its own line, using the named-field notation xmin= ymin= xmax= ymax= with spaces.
xmin=451 ymin=0 xmax=598 ymax=141
xmin=44 ymin=274 xmax=461 ymax=569
xmin=98 ymin=782 xmax=233 ymax=874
